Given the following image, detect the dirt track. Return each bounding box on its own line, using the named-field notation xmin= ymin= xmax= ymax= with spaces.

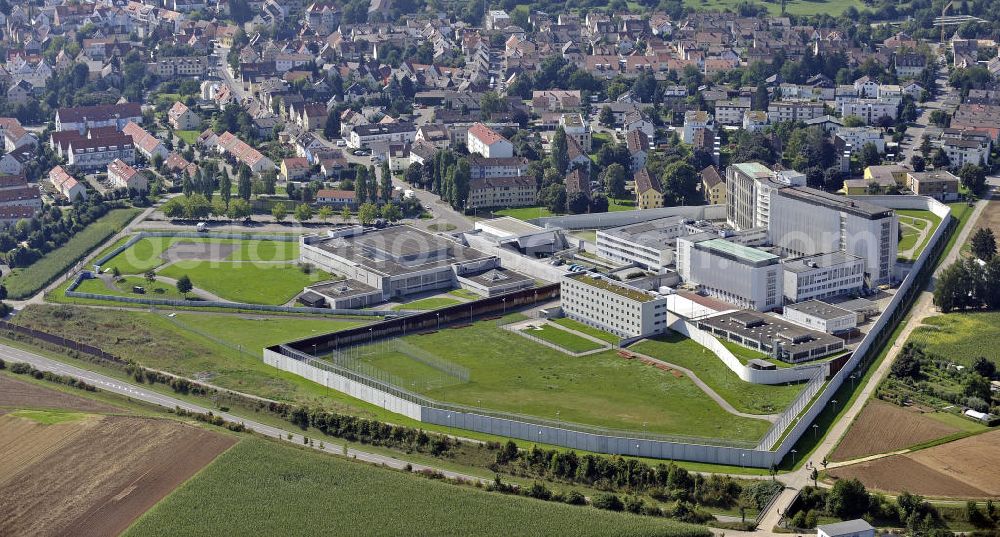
xmin=829 ymin=400 xmax=959 ymax=461
xmin=0 ymin=414 xmax=236 ymax=537
xmin=0 ymin=375 xmax=120 ymax=413
xmin=829 ymin=430 xmax=1000 ymax=498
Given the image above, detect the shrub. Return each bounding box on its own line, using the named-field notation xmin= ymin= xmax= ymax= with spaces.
xmin=564 ymin=490 xmax=586 ymax=505
xmin=592 ymin=493 xmax=624 ymax=512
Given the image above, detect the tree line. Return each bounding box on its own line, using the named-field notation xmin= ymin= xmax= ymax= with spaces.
xmin=933 ymin=229 xmax=1000 ymax=313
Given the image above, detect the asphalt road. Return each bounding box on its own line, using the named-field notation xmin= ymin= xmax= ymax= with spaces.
xmin=0 ymin=342 xmax=486 ymax=484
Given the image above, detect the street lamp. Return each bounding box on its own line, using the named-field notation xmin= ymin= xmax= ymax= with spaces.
xmin=850 ymin=373 xmax=857 ymax=390
xmin=791 ymin=449 xmax=798 ymax=466
xmin=832 ymin=399 xmax=839 ymax=414
xmin=436 ymin=313 xmax=440 ymax=330
xmin=369 ymin=327 xmax=373 ymax=345
xmin=812 ymin=424 xmax=819 ymax=439
xmin=741 ymin=452 xmax=745 ymax=468
xmin=502 ymin=297 xmax=506 ymax=315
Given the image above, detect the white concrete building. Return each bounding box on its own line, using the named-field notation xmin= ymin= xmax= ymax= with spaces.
xmin=676 ymin=235 xmax=783 ymax=311
xmin=559 ymin=113 xmax=592 ymax=152
xmin=783 ymin=300 xmax=858 ymax=334
xmin=467 ymin=122 xmax=513 ymax=158
xmin=726 ymin=162 xmax=806 ymax=231
xmin=715 ymin=99 xmax=750 ymax=126
xmin=348 ymin=123 xmax=417 ymax=150
xmin=560 ymin=273 xmax=668 ymax=339
xmin=107 ymin=158 xmax=148 ymax=192
xmin=782 ymin=252 xmax=866 ymax=303
xmin=816 ymin=519 xmax=875 ymax=537
xmin=838 ymin=98 xmax=898 ymax=125
xmin=596 ymin=216 xmax=689 ymax=269
xmin=767 ymin=100 xmax=825 ymax=123
xmin=682 ymin=110 xmax=714 ymax=144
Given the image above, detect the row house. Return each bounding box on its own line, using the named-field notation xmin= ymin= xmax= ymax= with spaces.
xmin=55 ymin=102 xmax=142 ymax=133
xmin=122 ymin=122 xmax=169 ymax=161
xmin=107 ymin=158 xmax=148 ymax=192
xmin=66 ymin=133 xmax=136 ymax=171
xmin=49 ymin=166 xmax=87 ymax=201
xmin=0 ymin=174 xmax=42 ymax=216
xmin=0 ymin=117 xmax=36 ymax=152
xmin=208 ymin=131 xmax=276 ymax=174
xmin=148 ymin=56 xmax=209 ymax=77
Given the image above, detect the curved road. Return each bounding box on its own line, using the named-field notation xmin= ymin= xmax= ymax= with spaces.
xmin=0 ymin=342 xmax=487 ymax=485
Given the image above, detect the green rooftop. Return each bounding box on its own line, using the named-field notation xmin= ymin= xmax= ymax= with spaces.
xmin=733 ymin=162 xmax=772 ymax=176
xmin=698 ymin=239 xmax=779 ymax=266
xmin=571 ymin=274 xmax=656 ymax=302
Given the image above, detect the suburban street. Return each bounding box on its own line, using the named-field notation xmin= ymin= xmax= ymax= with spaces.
xmin=0 ymin=342 xmax=488 ymax=485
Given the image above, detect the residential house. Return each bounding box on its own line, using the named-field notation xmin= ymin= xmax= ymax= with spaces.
xmin=55 ymin=102 xmax=143 ymax=133
xmin=0 ymin=118 xmax=36 ymax=152
xmin=682 ymin=111 xmax=715 ymax=144
xmin=107 ymin=158 xmax=148 ymax=192
xmin=213 ymin=131 xmax=276 ymax=173
xmin=625 ymin=129 xmax=649 ymax=172
xmin=634 ymin=167 xmax=663 ymax=210
xmin=280 ymin=157 xmax=312 ymax=182
xmin=715 ymin=99 xmax=750 ymax=126
xmin=316 ymin=189 xmax=356 ymax=207
xmin=907 ymin=170 xmax=959 ymax=201
xmin=168 ymin=101 xmax=201 ymax=130
xmin=895 ymin=53 xmax=926 ymax=79
xmin=467 ymin=122 xmax=514 ymax=158
xmin=743 ymin=110 xmax=769 ymax=133
xmin=701 ymin=165 xmax=726 ymax=205
xmin=49 ymin=166 xmax=87 ymax=201
xmin=466 ymin=176 xmax=538 ymax=210
xmin=348 ymin=123 xmax=417 ymax=151
xmin=122 ymin=122 xmax=169 ymax=161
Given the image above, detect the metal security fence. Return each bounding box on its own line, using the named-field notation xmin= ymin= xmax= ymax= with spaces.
xmin=756 ymin=364 xmax=828 ymax=450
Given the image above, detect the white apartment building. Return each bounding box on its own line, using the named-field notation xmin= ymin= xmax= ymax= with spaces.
xmin=560 ymin=273 xmax=668 ymax=338
xmin=715 ymin=99 xmax=750 ymax=126
xmin=767 ymin=101 xmax=825 ymax=123
xmin=148 ymin=56 xmax=209 ymax=77
xmin=942 ymin=138 xmax=989 ymax=168
xmin=838 ymin=98 xmax=899 ymax=125
xmin=743 ymin=110 xmax=768 ymax=133
xmin=468 ymin=155 xmax=529 ymax=179
xmin=782 ymin=252 xmax=866 ymax=302
xmin=466 ymin=176 xmax=537 ymax=210
xmin=682 ymin=110 xmax=714 ymax=144
xmin=107 ymin=158 xmax=148 ymax=192
xmin=596 ymin=216 xmax=689 ymax=269
xmin=467 ymin=122 xmax=513 ymax=158
xmin=834 ymin=127 xmax=885 ymax=154
xmin=676 ymin=235 xmax=784 ymax=311
xmin=348 ymin=123 xmax=417 ymax=150
xmin=769 ymin=187 xmax=897 ymax=285
xmin=559 ymin=113 xmax=592 ymax=152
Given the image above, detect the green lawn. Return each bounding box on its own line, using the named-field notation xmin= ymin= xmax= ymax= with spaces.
xmin=103 ymin=236 xmax=299 ymax=274
xmin=683 ymin=0 xmax=863 ymax=15
xmin=896 ymin=209 xmax=942 ymax=261
xmin=124 ymin=439 xmax=710 ymax=537
xmin=2 ymin=208 xmax=141 ymax=299
xmin=718 ymin=339 xmax=791 ymax=368
xmin=344 ymin=316 xmax=771 ymax=441
xmin=9 ymin=409 xmax=90 ymax=425
xmin=551 ymin=317 xmax=620 ymax=344
xmin=609 ymin=198 xmax=637 ymax=212
xmin=391 ymin=297 xmax=462 ymax=311
xmin=175 ymin=130 xmax=200 ymax=145
xmin=521 ymin=324 xmax=605 ymax=353
xmin=74 ymin=275 xmax=191 ymax=301
xmin=630 ymin=333 xmax=806 ymax=415
xmin=908 ymin=312 xmax=1000 ymax=368
xmin=448 ymin=288 xmax=481 ymax=300
xmin=158 ymin=261 xmax=330 ymax=305
xmin=494 ymin=206 xmax=555 ymax=221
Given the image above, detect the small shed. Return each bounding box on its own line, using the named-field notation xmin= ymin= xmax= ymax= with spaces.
xmin=816 ymin=519 xmax=875 ymax=537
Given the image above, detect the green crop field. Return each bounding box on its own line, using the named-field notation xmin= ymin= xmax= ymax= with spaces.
xmin=158 ymin=261 xmax=330 ymax=305
xmin=630 ymin=333 xmax=806 ymax=415
xmin=908 ymin=312 xmax=1000 ymax=368
xmin=551 ymin=317 xmax=619 ymax=344
xmin=339 ymin=317 xmax=772 ymax=441
xmin=391 ymin=297 xmax=462 ymax=311
xmin=2 ymin=208 xmax=140 ymax=299
xmin=125 ymin=438 xmax=710 ymax=537
xmin=521 ymin=324 xmax=604 ymax=353
xmin=103 ymin=236 xmax=299 ymax=274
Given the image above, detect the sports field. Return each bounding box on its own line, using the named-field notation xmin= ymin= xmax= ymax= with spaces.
xmin=332 ymin=316 xmax=773 ymax=441
xmin=124 ymin=438 xmax=710 ymax=537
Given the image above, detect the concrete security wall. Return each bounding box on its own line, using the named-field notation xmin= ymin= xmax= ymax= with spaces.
xmin=770 ymin=197 xmax=953 ymax=458
xmin=669 ymin=315 xmax=822 ymax=385
xmin=264 ymin=349 xmax=422 ymax=420
xmin=533 ymin=205 xmax=727 ymax=230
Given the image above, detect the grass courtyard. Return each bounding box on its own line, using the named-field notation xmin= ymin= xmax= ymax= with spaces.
xmin=102 ymin=236 xmax=299 ymax=274
xmin=390 ymin=297 xmax=462 ymax=311
xmin=896 ymin=209 xmax=942 ymax=262
xmin=336 ymin=316 xmax=773 ymax=442
xmin=520 ymin=324 xmax=605 ymax=353
xmin=158 ymin=261 xmax=331 ymax=305
xmin=630 ymin=332 xmax=807 ymax=415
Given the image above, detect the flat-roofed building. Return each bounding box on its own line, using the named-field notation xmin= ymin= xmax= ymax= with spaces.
xmin=698 ymin=310 xmax=846 ymax=363
xmin=474 ymin=217 xmax=559 ymax=255
xmin=677 ymin=234 xmax=783 ymax=311
xmin=782 ymin=251 xmax=866 ymax=303
xmin=597 ymin=216 xmax=688 ymax=269
xmin=559 ymin=113 xmax=591 ymax=152
xmin=906 ymin=170 xmax=960 ymax=201
xmin=560 ymin=273 xmax=668 ymax=339
xmin=466 ymin=176 xmax=537 ymax=210
xmin=783 ymin=300 xmax=858 ymax=334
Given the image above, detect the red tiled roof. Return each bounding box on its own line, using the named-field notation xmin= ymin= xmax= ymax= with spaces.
xmin=468 ymin=122 xmax=506 ymax=146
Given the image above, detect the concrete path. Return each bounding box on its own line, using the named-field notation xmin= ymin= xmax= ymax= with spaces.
xmin=897 ymin=216 xmax=931 ymax=260
xmin=144 ymin=274 xmax=230 ymax=303
xmin=0 ymin=342 xmax=488 ymax=485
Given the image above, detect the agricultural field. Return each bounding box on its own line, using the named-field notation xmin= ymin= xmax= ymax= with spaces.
xmin=520 ymin=323 xmax=605 ymax=353
xmin=630 ymin=333 xmax=806 ymax=415
xmin=0 ymin=379 xmax=235 ymax=537
xmin=2 ymin=208 xmax=141 ymax=299
xmin=125 ymin=438 xmax=710 ymax=537
xmin=11 ymin=305 xmax=369 ymax=405
xmin=907 ymin=312 xmax=1000 ymax=368
xmin=829 ymin=400 xmax=966 ymax=462
xmin=683 ymin=0 xmax=863 ymax=15
xmin=0 ymin=375 xmax=120 ymax=413
xmin=828 ymin=430 xmax=1000 ymax=498
xmin=337 ymin=317 xmax=773 ymax=441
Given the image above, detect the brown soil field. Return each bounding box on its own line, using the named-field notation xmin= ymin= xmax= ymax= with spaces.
xmin=0 ymin=375 xmax=120 ymax=413
xmin=829 ymin=430 xmax=1000 ymax=498
xmin=0 ymin=414 xmax=236 ymax=537
xmin=829 ymin=400 xmax=960 ymax=461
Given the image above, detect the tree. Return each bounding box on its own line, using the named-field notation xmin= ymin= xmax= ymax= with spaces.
xmin=971 ymin=228 xmax=996 ymax=261
xmin=958 ymin=164 xmax=986 ymax=194
xmin=566 ymin=191 xmax=590 ymax=214
xmin=753 ymin=81 xmax=769 ymax=111
xmin=355 ymin=167 xmax=369 ymax=204
xmin=381 ymin=203 xmax=402 ymax=222
xmin=271 ymin=202 xmax=287 ymax=222
xmin=211 ymin=196 xmax=228 ymax=217
xmin=185 ymin=193 xmax=211 ymax=219
xmin=550 ymin=127 xmax=569 ymax=173
xmin=317 ymin=205 xmax=334 ymax=223
xmin=919 ymin=135 xmax=932 ymax=158
xmin=590 ymin=194 xmax=609 ymax=213
xmin=237 ymin=165 xmax=252 ymax=201
xmin=891 ymin=351 xmax=922 ymax=379
xmin=826 ymin=478 xmax=870 ymax=519
xmin=227 ymin=199 xmax=251 ymax=221
xmin=340 ymin=206 xmax=351 ymax=222
xmin=910 ymin=154 xmax=926 ymax=172
xmin=294 ymin=203 xmax=313 ymax=223
xmin=380 ymin=161 xmax=392 ymax=203
xmin=810 ymin=468 xmax=819 ymax=487
xmin=323 ymin=111 xmax=340 ymax=140
xmin=598 ymin=105 xmax=614 ymax=127
xmin=144 ymin=270 xmax=156 ymax=284
xmin=182 ymin=172 xmax=193 ymax=197
xmin=972 ymin=356 xmax=996 ymax=379
xmin=219 ymin=169 xmax=232 ymax=208
xmin=965 ymin=375 xmax=992 ymax=401
xmin=176 ymin=274 xmax=193 ymax=296
xmin=859 ymin=143 xmax=882 ymax=168
xmin=602 ymin=163 xmax=628 ymax=199
xmin=354 ymin=202 xmax=376 ymax=225
xmin=661 ymin=161 xmax=699 ymax=206
xmin=538 ymin=184 xmax=566 ymax=214
xmin=162 ymin=197 xmax=186 ymax=218
xmin=931 ymin=149 xmax=950 ymax=170
xmin=842 ymin=115 xmax=866 ymax=128
xmin=929 ymin=109 xmax=950 ymax=128
xmin=405 ymin=162 xmax=422 ymax=185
